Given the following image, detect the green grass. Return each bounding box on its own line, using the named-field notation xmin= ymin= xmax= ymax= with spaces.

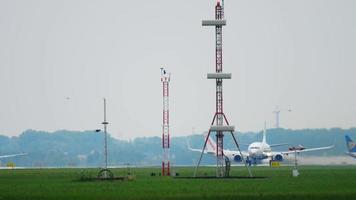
xmin=0 ymin=166 xmax=356 ymax=200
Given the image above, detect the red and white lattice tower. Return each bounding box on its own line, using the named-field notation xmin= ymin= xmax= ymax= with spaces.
xmin=161 ymin=68 xmax=171 ymax=176
xmin=194 ymin=0 xmax=252 ymax=178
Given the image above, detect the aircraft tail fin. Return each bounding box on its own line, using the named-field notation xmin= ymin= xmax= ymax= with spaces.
xmin=345 ymin=135 xmax=356 ymax=152
xmin=205 ymin=134 xmax=216 ymax=152
xmin=262 ymin=121 xmax=267 ymax=144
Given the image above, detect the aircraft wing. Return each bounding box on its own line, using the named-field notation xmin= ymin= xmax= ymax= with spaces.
xmin=187 ymin=141 xmax=215 ymax=155
xmin=221 ymin=149 xmax=249 ymax=159
xmin=242 ymin=151 xmax=249 ymax=157
xmin=0 ymin=153 xmax=27 ymax=159
xmin=237 ymin=151 xmax=249 ymax=158
xmin=270 ymin=143 xmax=289 ymax=148
xmin=280 ymin=145 xmax=334 ymax=155
xmin=188 ymin=147 xmax=216 ymax=155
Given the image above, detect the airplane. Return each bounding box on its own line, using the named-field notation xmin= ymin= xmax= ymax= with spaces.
xmin=345 ymin=135 xmax=356 ymax=158
xmin=0 ymin=153 xmax=26 ymax=168
xmin=0 ymin=153 xmax=26 ymax=160
xmin=0 ymin=153 xmax=26 ymax=167
xmin=189 ymin=124 xmax=334 ymax=165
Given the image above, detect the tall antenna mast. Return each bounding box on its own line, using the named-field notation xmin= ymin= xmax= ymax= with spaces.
xmin=161 ymin=68 xmax=171 ymax=176
xmin=273 ymin=105 xmax=292 ymax=128
xmin=97 ymin=98 xmax=114 ymax=179
xmin=102 ymin=98 xmax=109 ymax=169
xmin=195 ymin=0 xmax=252 ymax=178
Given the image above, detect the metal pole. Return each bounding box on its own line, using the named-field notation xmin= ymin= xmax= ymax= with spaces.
xmin=194 ymin=130 xmax=212 ymax=177
xmin=103 ymin=98 xmax=108 ymax=169
xmin=294 ymin=150 xmax=297 ymax=169
xmin=292 ymin=149 xmax=300 ymax=177
xmin=222 ymin=114 xmax=253 ymax=177
xmin=161 ymin=69 xmax=171 ymax=176
xmin=230 ymin=131 xmax=253 ymax=178
xmin=276 ymin=111 xmax=280 ymax=128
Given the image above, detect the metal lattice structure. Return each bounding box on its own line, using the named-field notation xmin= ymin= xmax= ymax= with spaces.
xmin=161 ymin=68 xmax=171 ymax=176
xmin=215 ymin=3 xmax=225 ymax=177
xmin=97 ymin=98 xmax=113 ymax=179
xmin=195 ymin=0 xmax=252 ymax=178
xmin=103 ymin=98 xmax=109 ymax=170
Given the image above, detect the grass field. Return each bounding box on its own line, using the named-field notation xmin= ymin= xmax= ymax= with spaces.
xmin=0 ymin=166 xmax=356 ymax=200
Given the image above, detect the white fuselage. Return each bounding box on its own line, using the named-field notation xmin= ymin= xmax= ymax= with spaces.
xmin=223 ymin=141 xmax=274 ymax=164
xmin=247 ymin=142 xmax=271 ymax=160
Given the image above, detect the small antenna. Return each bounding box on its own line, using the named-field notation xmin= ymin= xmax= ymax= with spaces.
xmin=264 ymin=121 xmax=267 ymax=131
xmin=102 ymin=98 xmax=109 ymax=170
xmin=273 ymin=105 xmax=292 ymax=128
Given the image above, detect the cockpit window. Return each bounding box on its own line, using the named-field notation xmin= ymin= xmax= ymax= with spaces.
xmin=251 ymin=147 xmax=260 ymax=149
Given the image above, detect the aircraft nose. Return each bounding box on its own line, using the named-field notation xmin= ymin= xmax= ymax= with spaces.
xmin=249 ymin=149 xmax=257 ymax=155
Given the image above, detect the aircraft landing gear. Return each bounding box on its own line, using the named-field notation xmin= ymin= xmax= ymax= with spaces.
xmin=246 ymin=157 xmax=252 ymax=166
xmin=252 ymin=158 xmax=258 ymax=166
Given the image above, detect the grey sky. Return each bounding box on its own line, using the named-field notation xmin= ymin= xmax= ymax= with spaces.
xmin=0 ymin=0 xmax=355 ymax=139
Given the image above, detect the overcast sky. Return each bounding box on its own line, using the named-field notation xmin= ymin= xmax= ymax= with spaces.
xmin=0 ymin=0 xmax=355 ymax=139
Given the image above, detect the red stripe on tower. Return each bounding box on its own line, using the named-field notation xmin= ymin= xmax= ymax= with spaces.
xmin=161 ymin=68 xmax=171 ymax=176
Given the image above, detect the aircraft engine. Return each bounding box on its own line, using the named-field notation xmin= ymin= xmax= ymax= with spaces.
xmin=273 ymin=154 xmax=284 ymax=162
xmin=233 ymin=155 xmax=242 ymax=162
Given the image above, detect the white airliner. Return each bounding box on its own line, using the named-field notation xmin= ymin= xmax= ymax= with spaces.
xmin=0 ymin=153 xmax=26 ymax=168
xmin=345 ymin=135 xmax=356 ymax=158
xmin=189 ymin=125 xmax=334 ymax=165
xmin=0 ymin=153 xmax=26 ymax=160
